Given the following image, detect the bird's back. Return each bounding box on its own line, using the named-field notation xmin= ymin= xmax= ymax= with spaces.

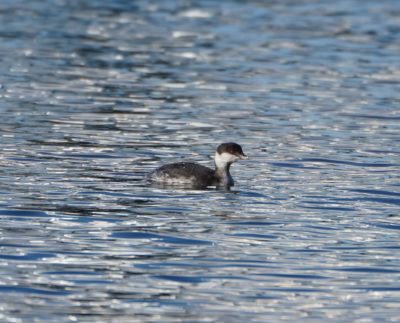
xmin=148 ymin=162 xmax=215 ymax=187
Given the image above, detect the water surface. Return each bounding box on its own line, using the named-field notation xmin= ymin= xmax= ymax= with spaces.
xmin=1 ymin=0 xmax=400 ymax=321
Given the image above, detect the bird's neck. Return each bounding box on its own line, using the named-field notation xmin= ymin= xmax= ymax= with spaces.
xmin=214 ymin=153 xmax=233 ymax=186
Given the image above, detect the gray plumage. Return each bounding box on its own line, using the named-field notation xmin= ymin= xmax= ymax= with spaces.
xmin=148 ymin=162 xmax=217 ymax=187
xmin=147 ymin=143 xmax=247 ymax=189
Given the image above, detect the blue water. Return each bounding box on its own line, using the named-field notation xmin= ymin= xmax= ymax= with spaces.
xmin=1 ymin=0 xmax=400 ymax=321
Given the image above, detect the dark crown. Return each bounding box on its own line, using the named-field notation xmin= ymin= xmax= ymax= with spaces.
xmin=217 ymin=142 xmax=245 ymax=156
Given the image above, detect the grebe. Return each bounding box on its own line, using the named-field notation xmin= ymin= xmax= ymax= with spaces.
xmin=148 ymin=142 xmax=247 ymax=189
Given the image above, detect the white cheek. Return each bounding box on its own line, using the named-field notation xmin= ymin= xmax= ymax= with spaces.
xmin=215 ymin=152 xmax=238 ymax=168
xmin=226 ymin=153 xmax=239 ymax=163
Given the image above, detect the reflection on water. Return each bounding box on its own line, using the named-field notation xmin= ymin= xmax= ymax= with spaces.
xmin=1 ymin=0 xmax=400 ymax=321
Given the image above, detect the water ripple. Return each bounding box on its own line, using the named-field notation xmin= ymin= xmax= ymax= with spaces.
xmin=1 ymin=0 xmax=400 ymax=321
xmin=112 ymin=231 xmax=213 ymax=245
